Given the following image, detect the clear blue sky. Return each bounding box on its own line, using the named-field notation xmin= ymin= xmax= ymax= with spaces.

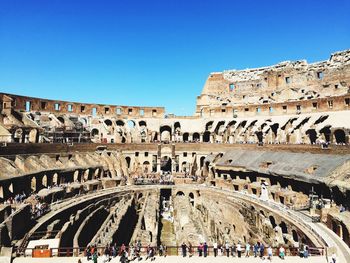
xmin=0 ymin=0 xmax=349 ymax=115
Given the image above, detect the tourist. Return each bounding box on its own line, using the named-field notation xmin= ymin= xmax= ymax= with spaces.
xmin=181 ymin=242 xmax=187 ymax=257
xmin=213 ymin=241 xmax=218 ymax=257
xmin=92 ymin=251 xmax=98 ymax=263
xmin=198 ymin=242 xmax=203 ymax=256
xmin=231 ymin=242 xmax=236 ymax=257
xmin=203 ymin=242 xmax=208 ymax=257
xmin=279 ymin=246 xmax=285 ymax=259
xmin=245 ymin=242 xmax=251 ymax=257
xmin=254 ymin=242 xmax=259 ymax=257
xmin=188 ymin=242 xmax=193 ymax=257
xmin=86 ymin=246 xmax=91 ymax=261
xmin=237 ymin=241 xmax=242 ymax=258
xmin=260 ymin=242 xmax=265 ymax=258
xmin=331 ymin=252 xmax=337 ymax=263
xmin=146 ymin=246 xmax=155 ymax=261
xmin=267 ymin=246 xmax=273 ymax=261
xmin=225 ymin=241 xmax=230 ymax=257
xmin=303 ymin=245 xmax=309 ymax=258
xmin=159 ymin=244 xmax=164 ymax=256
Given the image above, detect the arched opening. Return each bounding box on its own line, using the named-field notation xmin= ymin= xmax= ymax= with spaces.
xmin=280 ymin=221 xmax=288 ymax=234
xmin=306 ymin=129 xmax=317 ymax=144
xmin=127 ymin=120 xmax=135 ymax=129
xmin=116 ymin=120 xmax=125 ymax=126
xmin=183 ymin=133 xmax=189 ymax=142
xmin=334 ymin=129 xmax=346 ymax=144
xmin=189 ymin=192 xmax=194 ymax=206
xmin=255 ymin=131 xmax=263 ymax=143
xmin=176 ymin=191 xmax=185 ymax=196
xmin=91 ymin=128 xmax=99 ymax=137
xmin=57 ymin=116 xmax=65 ymax=124
xmin=205 ymin=121 xmax=213 ymax=131
xmin=319 ymin=125 xmax=331 ymax=142
xmin=193 ymin=133 xmax=200 ymax=142
xmin=200 ymin=156 xmax=206 ymax=168
xmin=203 ymin=131 xmax=211 ymax=142
xmin=104 ymin=119 xmax=112 ymax=126
xmin=53 ymin=173 xmax=58 ymax=185
xmin=125 ymin=157 xmax=131 ymax=168
xmin=269 ymin=216 xmax=277 ymax=228
xmin=73 ymin=170 xmax=79 ymax=181
xmin=139 ymin=120 xmax=147 ymax=127
xmin=181 ymin=161 xmax=189 ymax=173
xmin=174 ymin=122 xmax=181 ymax=133
xmin=83 ymin=169 xmax=90 ymax=181
xmin=143 ymin=161 xmax=150 ymax=174
xmin=160 ymin=126 xmax=172 ymax=142
xmin=160 ymin=156 xmax=172 ymax=172
xmin=31 ymin=177 xmax=37 ymax=192
xmin=42 ymin=175 xmax=48 ymax=188
xmin=292 ymin=230 xmax=299 ymax=242
xmin=270 ymin=123 xmax=279 ymax=137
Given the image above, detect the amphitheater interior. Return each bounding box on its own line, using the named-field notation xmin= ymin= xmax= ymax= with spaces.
xmin=0 ymin=50 xmax=350 ymax=262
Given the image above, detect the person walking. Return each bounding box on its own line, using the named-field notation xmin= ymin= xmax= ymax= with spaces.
xmin=279 ymin=246 xmax=285 ymax=259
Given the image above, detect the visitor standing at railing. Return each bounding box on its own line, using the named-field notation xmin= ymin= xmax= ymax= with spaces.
xmin=213 ymin=241 xmax=218 ymax=257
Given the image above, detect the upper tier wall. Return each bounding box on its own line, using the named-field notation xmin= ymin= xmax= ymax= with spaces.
xmin=196 ymin=49 xmax=350 ymax=117
xmin=0 ymin=93 xmax=165 ymax=118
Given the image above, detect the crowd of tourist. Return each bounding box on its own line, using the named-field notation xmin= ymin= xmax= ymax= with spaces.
xmin=83 ymin=240 xmax=302 ymax=262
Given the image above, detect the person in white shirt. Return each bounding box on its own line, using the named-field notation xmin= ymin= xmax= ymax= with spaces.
xmin=213 ymin=241 xmax=218 ymax=257
xmin=267 ymin=246 xmax=273 ymax=261
xmin=237 ymin=241 xmax=242 ymax=258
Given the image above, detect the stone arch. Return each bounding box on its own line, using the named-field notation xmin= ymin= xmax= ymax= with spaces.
xmin=306 ymin=129 xmax=317 ymax=144
xmin=127 ymin=120 xmax=135 ymax=129
xmin=200 ymin=156 xmax=206 ymax=168
xmin=319 ymin=125 xmax=331 ymax=142
xmin=42 ymin=175 xmax=48 ymax=188
xmin=160 ymin=125 xmax=172 ymax=142
xmin=94 ymin=168 xmax=100 ymax=178
xmin=203 ymin=131 xmax=211 ymax=142
xmin=205 ymin=121 xmax=213 ymax=130
xmin=143 ymin=161 xmax=150 ymax=173
xmin=269 ymin=215 xmax=277 ymax=228
xmin=53 ymin=173 xmax=58 ymax=185
xmin=116 ymin=120 xmax=125 ymax=126
xmin=73 ymin=170 xmax=79 ymax=182
xmin=31 ymin=177 xmax=37 ymax=192
xmin=176 ymin=191 xmax=185 ymax=196
xmin=139 ymin=120 xmax=147 ymax=127
xmin=280 ymin=221 xmax=288 ymax=234
xmin=193 ymin=132 xmax=200 ymax=141
xmin=104 ymin=119 xmax=113 ymax=126
xmin=125 ymin=157 xmax=131 ymax=168
xmin=292 ymin=229 xmax=299 ymax=242
xmin=181 ymin=161 xmax=189 ymax=173
xmin=57 ymin=116 xmax=65 ymax=124
xmin=160 ymin=156 xmax=172 ymax=172
xmin=183 ymin=133 xmax=189 ymax=142
xmin=83 ymin=169 xmax=90 ymax=181
xmin=334 ymin=129 xmax=346 ymax=144
xmin=91 ymin=128 xmax=99 ymax=137
xmin=174 ymin=122 xmax=181 ymax=133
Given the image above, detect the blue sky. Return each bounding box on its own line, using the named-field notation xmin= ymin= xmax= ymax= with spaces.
xmin=0 ymin=0 xmax=349 ymax=115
